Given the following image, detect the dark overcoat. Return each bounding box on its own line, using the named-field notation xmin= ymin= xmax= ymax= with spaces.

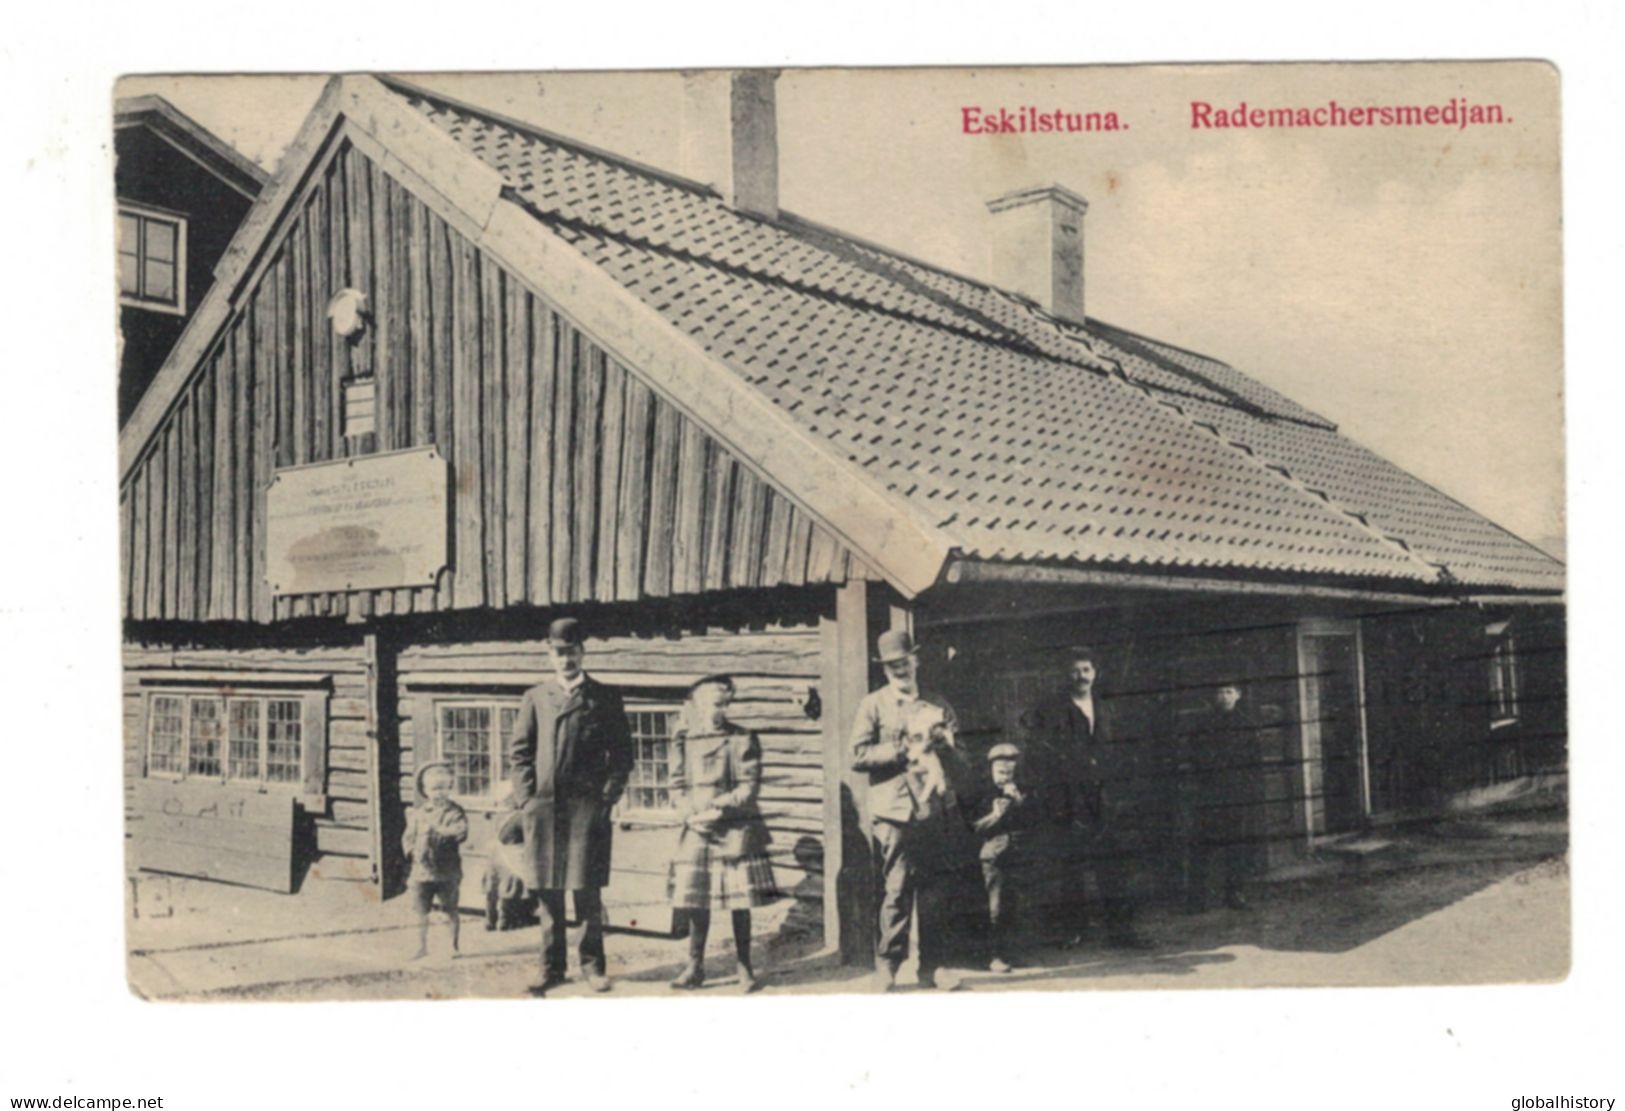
xmin=510 ymin=675 xmax=634 ymax=890
xmin=1180 ymin=705 xmax=1267 ymax=846
xmin=1022 ymin=694 xmax=1165 ymax=852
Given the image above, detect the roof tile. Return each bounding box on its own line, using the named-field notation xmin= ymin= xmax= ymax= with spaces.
xmin=394 ymin=82 xmax=1562 ymax=592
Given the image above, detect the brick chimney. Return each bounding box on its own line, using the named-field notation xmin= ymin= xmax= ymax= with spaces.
xmin=679 ymin=70 xmax=780 ymax=221
xmin=986 ymin=185 xmax=1089 ymax=324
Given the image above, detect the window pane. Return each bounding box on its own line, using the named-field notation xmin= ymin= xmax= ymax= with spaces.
xmin=145 ymin=219 xmax=176 ymax=262
xmin=118 ymin=213 xmax=140 ymax=254
xmin=149 ymin=695 xmax=185 ymax=774
xmin=439 ymin=704 xmax=492 ymax=796
xmin=498 ymin=705 xmax=520 ymax=794
xmin=266 ymin=699 xmax=303 ymax=783
xmin=143 ymin=259 xmax=175 ymax=302
xmin=228 ymin=699 xmax=262 ymax=782
xmin=625 ymin=709 xmax=677 ymax=811
xmin=189 ymin=698 xmax=224 ymax=778
xmin=119 ymin=254 xmax=141 ymax=295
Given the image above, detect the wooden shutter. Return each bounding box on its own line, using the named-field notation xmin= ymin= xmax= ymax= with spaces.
xmin=301 ymin=690 xmax=330 ymax=806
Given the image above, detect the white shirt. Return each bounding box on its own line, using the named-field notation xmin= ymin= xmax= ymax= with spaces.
xmin=558 ymin=671 xmax=586 ymax=694
xmin=1071 ymin=692 xmax=1096 ymax=731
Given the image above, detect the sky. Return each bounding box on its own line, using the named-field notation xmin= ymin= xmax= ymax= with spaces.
xmin=119 ymin=63 xmax=1565 ymax=555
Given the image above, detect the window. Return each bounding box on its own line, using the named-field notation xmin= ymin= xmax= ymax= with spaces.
xmin=416 ymin=690 xmax=679 ymax=812
xmin=118 ymin=203 xmax=187 ymax=314
xmin=622 ymin=707 xmax=681 ymax=815
xmin=1487 ymin=621 xmax=1520 ymax=727
xmin=146 ymin=691 xmax=307 ymax=787
xmin=435 ymin=701 xmax=521 ymax=799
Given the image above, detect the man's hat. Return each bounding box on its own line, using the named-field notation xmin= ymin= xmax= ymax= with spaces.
xmin=687 ymin=672 xmax=736 ymax=697
xmin=547 ymin=616 xmax=584 ymax=647
xmin=874 ymin=629 xmax=920 ymax=664
xmin=987 ymin=743 xmax=1022 ymax=763
xmin=415 ymin=760 xmax=454 ymax=798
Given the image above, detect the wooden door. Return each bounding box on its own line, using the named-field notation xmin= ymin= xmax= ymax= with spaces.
xmin=1297 ymin=620 xmax=1370 ymax=837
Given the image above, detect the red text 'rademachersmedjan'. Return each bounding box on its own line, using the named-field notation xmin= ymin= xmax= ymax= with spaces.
xmin=962 ymin=106 xmax=1127 ymax=133
xmin=1191 ymin=97 xmax=1509 ymax=130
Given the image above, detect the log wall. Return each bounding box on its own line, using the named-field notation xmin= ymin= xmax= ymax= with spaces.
xmin=122 ymin=638 xmax=373 ymax=865
xmin=394 ymin=625 xmax=826 ymax=924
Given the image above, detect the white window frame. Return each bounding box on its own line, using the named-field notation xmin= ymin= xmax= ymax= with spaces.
xmin=144 ymin=689 xmax=307 ymax=790
xmin=118 ymin=200 xmax=188 ymax=316
xmin=411 ymin=683 xmax=683 ymax=820
xmin=617 ymin=701 xmax=683 ymax=823
xmin=433 ymin=698 xmax=522 ymax=806
xmin=1486 ymin=620 xmax=1520 ymax=729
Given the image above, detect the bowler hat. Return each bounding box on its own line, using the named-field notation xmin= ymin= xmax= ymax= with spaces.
xmin=874 ymin=629 xmax=920 ymax=664
xmin=547 ymin=616 xmax=584 ymax=647
xmin=987 ymin=743 xmax=1022 ymax=763
xmin=687 ymin=673 xmax=736 ymax=698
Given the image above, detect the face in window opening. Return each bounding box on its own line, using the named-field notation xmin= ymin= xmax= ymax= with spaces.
xmin=689 ymin=679 xmax=735 ymax=729
xmin=422 ymin=766 xmax=454 ymax=804
xmin=1069 ymin=658 xmax=1098 ymax=699
xmin=547 ymin=642 xmax=585 ymax=683
xmin=1216 ymin=684 xmax=1243 ymax=713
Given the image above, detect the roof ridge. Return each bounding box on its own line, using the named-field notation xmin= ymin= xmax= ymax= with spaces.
xmin=375 ymin=74 xmax=722 ymax=202
xmin=114 ymin=93 xmax=272 ymax=196
xmin=781 ymin=219 xmax=1115 ymax=375
xmin=1314 ymin=421 xmax=1568 ymax=572
xmin=1087 ymin=319 xmax=1337 ymax=432
xmin=1122 ymin=378 xmax=1450 ymax=582
xmin=528 ymin=203 xmax=1111 ymax=371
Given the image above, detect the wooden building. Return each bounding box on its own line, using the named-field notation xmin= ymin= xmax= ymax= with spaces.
xmin=119 ymin=73 xmax=1565 ymax=959
xmin=116 ymin=95 xmax=269 ymax=425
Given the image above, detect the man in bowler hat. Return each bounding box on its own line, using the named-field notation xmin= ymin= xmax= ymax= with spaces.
xmin=849 ymin=629 xmax=969 ymax=991
xmin=511 ymin=617 xmax=634 ymax=995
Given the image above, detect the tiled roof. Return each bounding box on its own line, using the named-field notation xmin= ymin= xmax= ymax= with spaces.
xmin=391 ymin=81 xmax=1563 ymax=593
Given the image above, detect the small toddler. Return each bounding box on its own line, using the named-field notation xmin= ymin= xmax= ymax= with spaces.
xmin=402 ymin=762 xmax=469 ymax=960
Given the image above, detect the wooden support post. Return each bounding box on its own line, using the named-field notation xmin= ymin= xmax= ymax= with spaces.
xmin=363 ymin=630 xmax=404 ymax=895
xmin=821 ymin=579 xmax=876 ymax=964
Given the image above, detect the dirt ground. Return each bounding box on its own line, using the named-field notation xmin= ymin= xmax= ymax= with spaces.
xmin=132 ymin=799 xmax=1568 ymax=1002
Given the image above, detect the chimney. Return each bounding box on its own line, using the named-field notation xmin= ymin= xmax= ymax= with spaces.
xmin=679 ymin=70 xmax=780 ymax=221
xmin=985 ymin=185 xmax=1089 ymax=324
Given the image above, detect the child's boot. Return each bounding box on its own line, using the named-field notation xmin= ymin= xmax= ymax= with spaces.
xmin=671 ymin=911 xmax=707 ymax=990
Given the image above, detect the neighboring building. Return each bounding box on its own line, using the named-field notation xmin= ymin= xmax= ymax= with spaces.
xmin=115 ymin=95 xmax=269 ymax=425
xmin=117 ymin=74 xmax=1565 ymax=959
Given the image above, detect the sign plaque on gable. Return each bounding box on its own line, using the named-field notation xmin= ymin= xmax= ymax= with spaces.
xmin=267 ymin=447 xmax=449 ymax=596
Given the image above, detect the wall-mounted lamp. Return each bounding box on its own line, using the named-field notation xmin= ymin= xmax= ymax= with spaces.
xmin=326 ymin=288 xmax=369 ymax=339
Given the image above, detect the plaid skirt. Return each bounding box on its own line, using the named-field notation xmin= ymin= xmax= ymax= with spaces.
xmin=667 ymin=829 xmax=779 ymax=911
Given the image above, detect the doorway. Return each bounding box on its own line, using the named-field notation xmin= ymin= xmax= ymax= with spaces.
xmin=1296 ymin=619 xmax=1370 ymax=839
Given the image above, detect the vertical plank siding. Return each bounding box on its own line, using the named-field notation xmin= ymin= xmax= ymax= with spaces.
xmin=119 ymin=140 xmax=872 ymax=624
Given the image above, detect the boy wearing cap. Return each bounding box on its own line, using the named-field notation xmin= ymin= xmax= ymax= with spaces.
xmin=402 ymin=762 xmax=471 ymax=960
xmin=850 ymin=629 xmax=967 ymax=991
xmin=972 ymin=744 xmax=1039 ymax=973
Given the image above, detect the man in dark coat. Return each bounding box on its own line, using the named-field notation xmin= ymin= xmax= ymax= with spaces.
xmin=1022 ymin=646 xmax=1155 ymax=950
xmin=511 ymin=617 xmax=634 ymax=995
xmin=1179 ymin=681 xmax=1265 ymax=912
